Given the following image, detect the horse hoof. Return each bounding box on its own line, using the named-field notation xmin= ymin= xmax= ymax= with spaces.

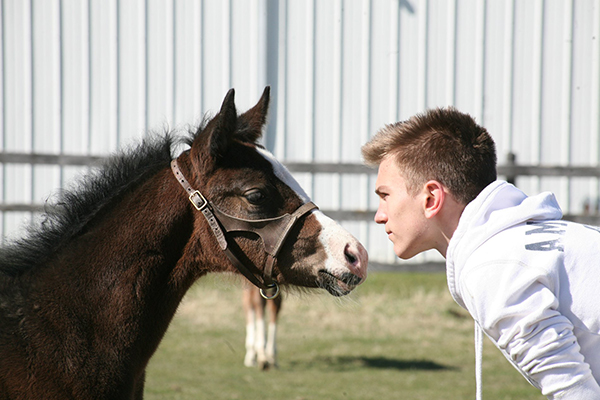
xmin=244 ymin=355 xmax=257 ymax=367
xmin=259 ymin=360 xmax=270 ymax=371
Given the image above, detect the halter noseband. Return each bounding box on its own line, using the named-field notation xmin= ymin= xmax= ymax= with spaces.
xmin=171 ymin=159 xmax=318 ymax=299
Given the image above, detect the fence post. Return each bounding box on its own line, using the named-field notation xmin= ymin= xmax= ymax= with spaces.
xmin=505 ymin=152 xmax=517 ymax=185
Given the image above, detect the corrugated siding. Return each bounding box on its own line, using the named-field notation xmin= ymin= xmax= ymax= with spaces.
xmin=2 ymin=0 xmax=600 ymax=266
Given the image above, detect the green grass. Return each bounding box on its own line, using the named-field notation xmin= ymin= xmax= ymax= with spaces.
xmin=145 ymin=272 xmax=542 ymax=399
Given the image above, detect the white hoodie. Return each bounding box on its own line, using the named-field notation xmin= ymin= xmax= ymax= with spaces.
xmin=446 ymin=181 xmax=600 ymax=399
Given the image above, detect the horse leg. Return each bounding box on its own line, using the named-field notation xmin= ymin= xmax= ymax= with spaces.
xmin=242 ymin=284 xmax=258 ymax=367
xmin=251 ymin=288 xmax=270 ymax=370
xmin=242 ymin=284 xmax=281 ymax=370
xmin=265 ymin=293 xmax=282 ymax=369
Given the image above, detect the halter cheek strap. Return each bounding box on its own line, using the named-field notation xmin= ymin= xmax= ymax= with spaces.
xmin=171 ymin=159 xmax=317 ymax=299
xmin=171 ymin=160 xmax=228 ymax=250
xmin=171 ymin=160 xmax=267 ymax=292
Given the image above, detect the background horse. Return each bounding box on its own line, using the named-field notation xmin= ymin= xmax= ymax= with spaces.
xmin=0 ymin=87 xmax=367 ymax=399
xmin=242 ymin=283 xmax=282 ymax=370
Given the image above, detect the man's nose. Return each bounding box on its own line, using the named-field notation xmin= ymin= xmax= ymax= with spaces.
xmin=374 ymin=207 xmax=387 ymax=224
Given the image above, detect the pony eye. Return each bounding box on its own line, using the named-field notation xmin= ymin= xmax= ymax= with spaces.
xmin=244 ymin=189 xmax=268 ymax=205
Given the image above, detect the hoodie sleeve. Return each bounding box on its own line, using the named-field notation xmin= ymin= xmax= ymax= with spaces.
xmin=460 ymin=261 xmax=600 ymax=399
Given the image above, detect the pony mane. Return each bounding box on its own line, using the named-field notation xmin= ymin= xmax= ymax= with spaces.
xmin=0 ymin=132 xmax=184 ymax=276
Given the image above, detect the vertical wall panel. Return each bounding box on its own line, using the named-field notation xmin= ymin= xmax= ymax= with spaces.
xmin=0 ymin=1 xmax=4 ymax=228
xmin=3 ymin=0 xmax=33 ymax=238
xmin=271 ymin=0 xmax=287 ymax=160
xmin=61 ymin=0 xmax=90 ymax=155
xmin=312 ymin=0 xmax=342 ymax=211
xmin=569 ymin=0 xmax=597 ymax=213
xmin=0 ymin=0 xmax=3 ymax=154
xmin=89 ymin=0 xmax=118 ymax=155
xmin=31 ymin=0 xmax=61 ymax=211
xmin=369 ymin=0 xmax=395 ymax=136
xmin=32 ymin=0 xmax=61 ymax=155
xmin=397 ymin=0 xmax=426 ymax=118
xmin=173 ymin=0 xmax=202 ymax=128
xmin=283 ymin=0 xmax=314 ymax=162
xmin=426 ymin=0 xmax=453 ymax=107
xmin=146 ymin=0 xmax=174 ymax=132
xmin=230 ymin=0 xmax=259 ymax=109
xmin=201 ymin=0 xmax=232 ymax=113
xmin=3 ymin=0 xmax=33 ymax=152
xmin=454 ymin=0 xmax=484 ymax=118
xmin=589 ymin=0 xmax=600 ymax=212
xmin=117 ymin=0 xmax=146 ymax=146
xmin=59 ymin=0 xmax=92 ymax=212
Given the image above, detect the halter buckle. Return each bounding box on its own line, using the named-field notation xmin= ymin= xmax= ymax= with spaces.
xmin=189 ymin=190 xmax=208 ymax=211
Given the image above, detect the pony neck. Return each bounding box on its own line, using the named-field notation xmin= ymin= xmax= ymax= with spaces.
xmin=34 ymin=165 xmax=200 ymax=371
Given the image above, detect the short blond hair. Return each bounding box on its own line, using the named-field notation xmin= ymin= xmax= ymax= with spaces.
xmin=362 ymin=107 xmax=497 ymax=204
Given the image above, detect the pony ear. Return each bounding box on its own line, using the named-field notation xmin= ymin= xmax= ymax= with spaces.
xmin=236 ymin=86 xmax=270 ymax=143
xmin=208 ymin=88 xmax=238 ymax=160
xmin=189 ymin=88 xmax=238 ymax=174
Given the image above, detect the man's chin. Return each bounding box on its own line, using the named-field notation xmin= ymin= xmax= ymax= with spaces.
xmin=394 ymin=247 xmax=419 ymax=260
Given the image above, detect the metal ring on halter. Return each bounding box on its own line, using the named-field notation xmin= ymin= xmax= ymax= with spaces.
xmin=259 ymin=282 xmax=280 ymax=300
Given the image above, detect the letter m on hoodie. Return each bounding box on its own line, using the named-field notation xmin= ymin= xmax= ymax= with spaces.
xmin=525 ymin=221 xmax=566 ymax=252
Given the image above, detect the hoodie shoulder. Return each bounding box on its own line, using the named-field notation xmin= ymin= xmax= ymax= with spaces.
xmin=446 ymin=181 xmax=563 ymax=307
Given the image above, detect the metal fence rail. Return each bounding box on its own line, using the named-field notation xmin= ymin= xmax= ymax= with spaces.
xmin=2 ymin=152 xmax=600 ymax=226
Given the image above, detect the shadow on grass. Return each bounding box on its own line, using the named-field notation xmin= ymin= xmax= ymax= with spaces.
xmin=289 ymin=356 xmax=456 ymax=372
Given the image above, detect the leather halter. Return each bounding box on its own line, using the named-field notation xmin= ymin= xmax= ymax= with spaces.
xmin=171 ymin=158 xmax=318 ymax=299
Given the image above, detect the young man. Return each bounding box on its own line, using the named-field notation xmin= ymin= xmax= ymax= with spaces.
xmin=362 ymin=107 xmax=600 ymax=400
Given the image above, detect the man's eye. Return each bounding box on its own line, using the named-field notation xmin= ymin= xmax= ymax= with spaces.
xmin=244 ymin=189 xmax=267 ymax=205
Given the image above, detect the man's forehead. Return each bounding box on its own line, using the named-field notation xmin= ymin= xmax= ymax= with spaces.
xmin=375 ymin=159 xmax=410 ymax=192
xmin=376 ymin=157 xmax=403 ymax=180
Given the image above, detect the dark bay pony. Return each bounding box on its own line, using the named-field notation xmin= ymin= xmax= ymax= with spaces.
xmin=0 ymin=88 xmax=368 ymax=399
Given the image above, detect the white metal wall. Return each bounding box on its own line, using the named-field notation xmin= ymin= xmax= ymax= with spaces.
xmin=2 ymin=0 xmax=600 ymax=266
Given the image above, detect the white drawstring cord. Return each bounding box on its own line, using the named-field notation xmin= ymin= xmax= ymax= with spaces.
xmin=475 ymin=321 xmax=483 ymax=400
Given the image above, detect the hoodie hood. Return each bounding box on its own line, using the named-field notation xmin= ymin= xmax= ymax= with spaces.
xmin=446 ymin=180 xmax=563 ymax=308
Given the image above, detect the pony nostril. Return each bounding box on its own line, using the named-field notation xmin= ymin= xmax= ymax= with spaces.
xmin=344 ymin=244 xmax=358 ymax=266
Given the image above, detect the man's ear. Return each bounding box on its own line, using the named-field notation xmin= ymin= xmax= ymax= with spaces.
xmin=423 ymin=180 xmax=445 ymax=219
